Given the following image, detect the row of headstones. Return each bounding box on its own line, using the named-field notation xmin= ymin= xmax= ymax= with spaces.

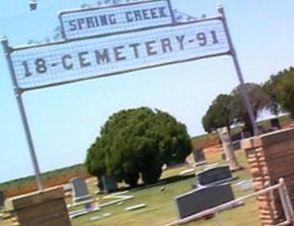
xmin=71 ymin=175 xmax=118 ymax=203
xmin=0 ymin=176 xmax=118 ymax=213
xmin=71 ymin=164 xmax=235 ymax=219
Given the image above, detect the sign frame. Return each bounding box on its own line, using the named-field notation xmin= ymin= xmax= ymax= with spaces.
xmin=11 ymin=17 xmax=229 ymax=92
xmin=58 ymin=0 xmax=176 ymax=41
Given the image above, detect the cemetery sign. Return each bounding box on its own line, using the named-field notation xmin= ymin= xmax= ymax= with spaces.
xmin=59 ymin=0 xmax=175 ymax=40
xmin=11 ymin=19 xmax=229 ymax=90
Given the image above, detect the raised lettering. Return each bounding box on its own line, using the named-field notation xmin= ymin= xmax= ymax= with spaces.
xmin=100 ymin=15 xmax=108 ymax=26
xmin=142 ymin=9 xmax=150 ymax=20
xmin=176 ymin=35 xmax=185 ymax=50
xmin=161 ymin=38 xmax=173 ymax=53
xmin=145 ymin=40 xmax=157 ymax=56
xmin=95 ymin=49 xmax=110 ymax=64
xmin=125 ymin=11 xmax=133 ymax=22
xmin=114 ymin=46 xmax=126 ymax=61
xmin=129 ymin=43 xmax=141 ymax=58
xmin=68 ymin=20 xmax=77 ymax=31
xmin=78 ymin=51 xmax=91 ymax=68
xmin=109 ymin=14 xmax=117 ymax=25
xmin=62 ymin=55 xmax=73 ymax=70
xmin=86 ymin=17 xmax=96 ymax=28
xmin=158 ymin=7 xmax=168 ymax=18
xmin=134 ymin=10 xmax=142 ymax=21
xmin=150 ymin=8 xmax=158 ymax=19
xmin=77 ymin=18 xmax=85 ymax=30
xmin=94 ymin=16 xmax=100 ymax=27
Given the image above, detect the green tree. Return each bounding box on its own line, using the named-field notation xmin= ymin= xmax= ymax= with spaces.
xmin=230 ymin=83 xmax=270 ymax=134
xmin=85 ymin=107 xmax=191 ymax=187
xmin=278 ymin=77 xmax=294 ymax=118
xmin=202 ymin=94 xmax=234 ymax=133
xmin=263 ymin=67 xmax=294 ymax=118
xmin=263 ymin=71 xmax=286 ymax=115
xmin=202 ymin=83 xmax=270 ymax=135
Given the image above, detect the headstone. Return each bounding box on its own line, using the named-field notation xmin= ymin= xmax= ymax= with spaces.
xmin=232 ymin=140 xmax=241 ymax=151
xmin=98 ymin=176 xmax=118 ymax=194
xmin=197 ymin=166 xmax=232 ymax=187
xmin=192 ymin=149 xmax=207 ymax=166
xmin=175 ymin=183 xmax=235 ymax=219
xmin=70 ymin=177 xmax=92 ymax=203
xmin=270 ymin=118 xmax=281 ymax=130
xmin=236 ymin=180 xmax=253 ymax=191
xmin=0 ymin=191 xmax=4 ymax=209
xmin=217 ymin=127 xmax=242 ymax=171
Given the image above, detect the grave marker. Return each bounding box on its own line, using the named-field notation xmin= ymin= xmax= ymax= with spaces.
xmin=174 ymin=183 xmax=234 ymax=219
xmin=192 ymin=149 xmax=207 ymax=166
xmin=100 ymin=176 xmax=118 ymax=193
xmin=218 ymin=127 xmax=242 ymax=171
xmin=197 ymin=165 xmax=232 ymax=187
xmin=70 ymin=177 xmax=92 ymax=203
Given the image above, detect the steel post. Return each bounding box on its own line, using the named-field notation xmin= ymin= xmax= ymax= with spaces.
xmin=218 ymin=6 xmax=259 ymax=136
xmin=1 ymin=38 xmax=43 ymax=191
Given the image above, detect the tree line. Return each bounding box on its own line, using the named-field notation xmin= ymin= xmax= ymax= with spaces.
xmin=202 ymin=67 xmax=294 ymax=134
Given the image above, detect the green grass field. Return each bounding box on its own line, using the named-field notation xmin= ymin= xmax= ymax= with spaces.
xmin=69 ymin=150 xmax=260 ymax=226
xmin=0 ymin=150 xmax=261 ymax=226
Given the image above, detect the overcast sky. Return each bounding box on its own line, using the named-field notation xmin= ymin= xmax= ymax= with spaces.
xmin=0 ymin=0 xmax=294 ymax=183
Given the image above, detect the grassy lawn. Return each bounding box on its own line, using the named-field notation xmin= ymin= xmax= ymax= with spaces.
xmin=71 ymin=150 xmax=260 ymax=226
xmin=0 ymin=150 xmax=261 ymax=226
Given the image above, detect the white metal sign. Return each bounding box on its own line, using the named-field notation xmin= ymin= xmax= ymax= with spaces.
xmin=11 ymin=19 xmax=229 ymax=90
xmin=59 ymin=0 xmax=174 ymax=40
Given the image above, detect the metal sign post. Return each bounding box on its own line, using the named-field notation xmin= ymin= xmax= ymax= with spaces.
xmin=1 ymin=38 xmax=43 ymax=191
xmin=218 ymin=6 xmax=259 ymax=136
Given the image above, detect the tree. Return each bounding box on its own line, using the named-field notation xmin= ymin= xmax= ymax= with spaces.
xmin=263 ymin=71 xmax=287 ymax=116
xmin=85 ymin=107 xmax=191 ymax=187
xmin=263 ymin=67 xmax=294 ymax=118
xmin=202 ymin=83 xmax=270 ymax=136
xmin=202 ymin=94 xmax=234 ymax=133
xmin=278 ymin=75 xmax=294 ymax=118
xmin=230 ymin=83 xmax=270 ymax=135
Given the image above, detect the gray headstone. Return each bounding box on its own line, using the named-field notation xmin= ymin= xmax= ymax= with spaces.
xmin=175 ymin=184 xmax=234 ymax=219
xmin=103 ymin=176 xmax=118 ymax=193
xmin=98 ymin=176 xmax=118 ymax=194
xmin=232 ymin=141 xmax=241 ymax=151
xmin=0 ymin=191 xmax=4 ymax=208
xmin=192 ymin=149 xmax=206 ymax=163
xmin=197 ymin=166 xmax=232 ymax=186
xmin=270 ymin=118 xmax=281 ymax=130
xmin=70 ymin=177 xmax=91 ymax=202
